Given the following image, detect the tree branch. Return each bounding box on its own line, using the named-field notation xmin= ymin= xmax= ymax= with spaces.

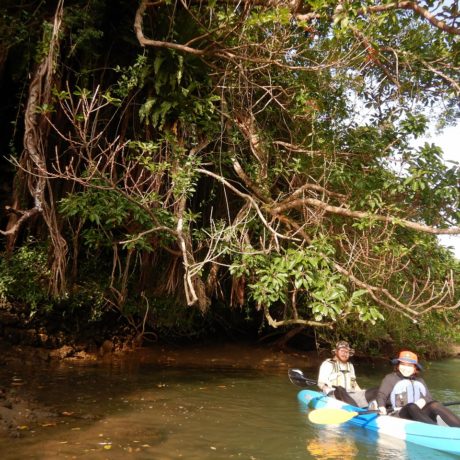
xmin=271 ymin=196 xmax=460 ymax=235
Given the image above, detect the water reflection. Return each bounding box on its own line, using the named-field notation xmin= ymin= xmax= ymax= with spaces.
xmin=306 ymin=429 xmax=358 ymax=459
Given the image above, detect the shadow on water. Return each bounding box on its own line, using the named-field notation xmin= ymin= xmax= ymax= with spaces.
xmin=0 ymin=350 xmax=459 ymax=459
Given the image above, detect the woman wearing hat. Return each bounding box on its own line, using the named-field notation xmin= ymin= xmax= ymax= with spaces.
xmin=318 ymin=340 xmax=377 ymax=408
xmin=376 ymin=350 xmax=460 ymax=426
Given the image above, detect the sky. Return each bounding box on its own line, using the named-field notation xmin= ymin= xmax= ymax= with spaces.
xmin=420 ymin=125 xmax=460 ymax=258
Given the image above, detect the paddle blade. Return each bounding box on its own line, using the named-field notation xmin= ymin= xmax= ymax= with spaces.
xmin=308 ymin=408 xmax=359 ymax=425
xmin=288 ymin=369 xmax=317 ymax=387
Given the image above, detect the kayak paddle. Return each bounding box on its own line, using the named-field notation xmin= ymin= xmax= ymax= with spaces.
xmin=443 ymin=401 xmax=460 ymax=407
xmin=288 ymin=368 xmax=318 ymax=387
xmin=308 ymin=407 xmax=379 ymax=425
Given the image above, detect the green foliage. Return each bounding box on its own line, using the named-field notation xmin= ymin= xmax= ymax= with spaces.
xmin=0 ymin=242 xmax=110 ymax=324
xmin=60 ymin=0 xmax=110 ymax=69
xmin=231 ymin=239 xmax=383 ymax=324
xmin=400 ymin=113 xmax=429 ymax=137
xmin=0 ymin=8 xmax=30 ymax=48
xmin=116 ymin=50 xmax=220 ymax=132
xmin=149 ymin=296 xmax=213 ymax=338
xmin=0 ymin=242 xmax=51 ymax=310
xmin=59 ymin=184 xmax=171 ymax=250
xmin=344 ymin=310 xmax=460 ymax=359
xmin=115 ymin=55 xmax=151 ymax=98
xmin=246 ymin=7 xmax=292 ymax=27
xmin=59 ymin=282 xmax=107 ymax=322
xmin=63 ymin=5 xmax=104 ymax=58
xmin=35 ymin=21 xmax=54 ymax=63
xmin=2 ymin=0 xmax=459 ymax=353
xmin=383 ymin=142 xmax=460 ymax=225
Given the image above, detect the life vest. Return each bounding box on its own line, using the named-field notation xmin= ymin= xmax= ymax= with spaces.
xmin=327 ymin=359 xmax=358 ymax=391
xmin=390 ymin=378 xmax=427 ymax=409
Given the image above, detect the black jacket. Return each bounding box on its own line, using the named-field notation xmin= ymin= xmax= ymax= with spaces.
xmin=376 ymin=371 xmax=433 ymax=408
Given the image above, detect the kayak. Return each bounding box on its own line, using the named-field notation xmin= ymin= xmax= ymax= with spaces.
xmin=298 ymin=389 xmax=460 ymax=456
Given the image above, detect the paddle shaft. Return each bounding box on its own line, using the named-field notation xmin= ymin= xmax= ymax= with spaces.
xmin=350 ymin=409 xmax=379 ymax=415
xmin=444 ymin=401 xmax=460 ymax=407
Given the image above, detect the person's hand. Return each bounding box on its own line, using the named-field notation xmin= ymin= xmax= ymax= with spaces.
xmin=378 ymin=406 xmax=387 ymax=415
xmin=415 ymin=398 xmax=426 ymax=409
xmin=322 ymin=385 xmax=331 ymax=395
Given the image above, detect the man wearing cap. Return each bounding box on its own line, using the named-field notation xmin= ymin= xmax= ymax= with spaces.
xmin=376 ymin=350 xmax=460 ymax=425
xmin=317 ymin=340 xmax=376 ymax=408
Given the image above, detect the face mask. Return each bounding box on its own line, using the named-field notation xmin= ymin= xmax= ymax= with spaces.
xmin=399 ymin=363 xmax=416 ymax=377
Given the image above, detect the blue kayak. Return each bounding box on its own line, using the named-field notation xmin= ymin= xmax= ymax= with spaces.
xmin=298 ymin=389 xmax=460 ymax=456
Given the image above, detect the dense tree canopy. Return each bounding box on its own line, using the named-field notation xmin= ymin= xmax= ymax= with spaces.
xmin=0 ymin=0 xmax=459 ymax=348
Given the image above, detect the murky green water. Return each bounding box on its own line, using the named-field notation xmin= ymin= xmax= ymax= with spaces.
xmin=1 ymin=352 xmax=460 ymax=459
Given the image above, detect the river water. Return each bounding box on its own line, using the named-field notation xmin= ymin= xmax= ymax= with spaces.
xmin=1 ymin=347 xmax=459 ymax=459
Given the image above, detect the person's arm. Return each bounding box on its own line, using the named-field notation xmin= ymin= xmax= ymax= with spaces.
xmin=376 ymin=373 xmax=395 ymax=413
xmin=317 ymin=360 xmax=336 ymax=394
xmin=421 ymin=378 xmax=433 ymax=402
xmin=414 ymin=377 xmax=433 ymax=408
